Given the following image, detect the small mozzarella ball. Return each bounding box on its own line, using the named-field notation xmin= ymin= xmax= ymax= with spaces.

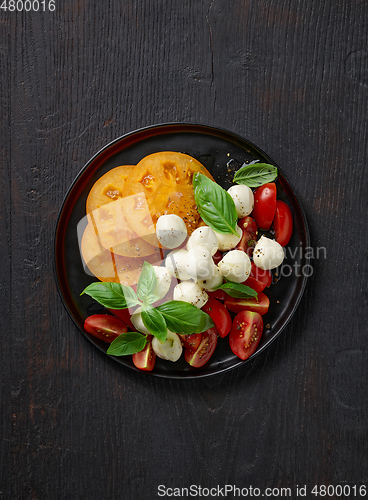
xmin=173 ymin=281 xmax=208 ymax=308
xmin=152 ymin=266 xmax=172 ymax=300
xmin=152 ymin=331 xmax=183 ymax=362
xmin=165 ymin=248 xmax=191 ymax=281
xmin=156 ymin=214 xmax=187 ymax=249
xmin=197 ymin=265 xmax=223 ymax=291
xmin=185 ymin=245 xmax=215 ymax=280
xmin=218 ymin=250 xmax=251 ymax=283
xmin=253 ymin=235 xmax=285 ymax=270
xmin=186 ymin=226 xmax=219 ymax=256
xmin=214 ymin=225 xmax=242 ymax=251
xmin=227 ymin=184 xmax=254 ymax=217
xmin=131 ymin=307 xmax=150 ymax=335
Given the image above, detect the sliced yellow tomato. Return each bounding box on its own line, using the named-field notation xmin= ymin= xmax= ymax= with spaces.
xmin=86 ymin=165 xmax=135 ymax=214
xmin=121 ymin=152 xmax=215 ymax=247
xmin=80 ymin=219 xmax=164 ymax=286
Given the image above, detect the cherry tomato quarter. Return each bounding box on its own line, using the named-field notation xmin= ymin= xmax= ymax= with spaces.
xmin=206 ymin=289 xmax=228 ymax=301
xmin=225 ymin=292 xmax=270 ymax=315
xmin=236 ymin=216 xmax=258 ymax=255
xmin=179 ymin=333 xmax=202 ymax=350
xmin=184 ymin=327 xmax=218 ymax=367
xmin=273 ymin=200 xmax=293 ymax=247
xmin=212 ymin=250 xmax=223 ymax=265
xmin=251 ymin=183 xmax=277 ymax=230
xmin=229 ymin=311 xmax=263 ymax=360
xmin=109 ymin=308 xmax=135 ymax=330
xmin=243 ymin=262 xmax=272 ymax=293
xmin=132 ymin=336 xmax=156 ymax=371
xmin=202 ymin=297 xmax=232 ymax=338
xmin=84 ymin=314 xmax=127 ymax=343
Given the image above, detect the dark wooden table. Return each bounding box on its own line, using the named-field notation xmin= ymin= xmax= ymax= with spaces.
xmin=1 ymin=1 xmax=367 ymax=499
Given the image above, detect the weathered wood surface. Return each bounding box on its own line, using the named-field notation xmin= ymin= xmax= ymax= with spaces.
xmin=1 ymin=1 xmax=367 ymax=498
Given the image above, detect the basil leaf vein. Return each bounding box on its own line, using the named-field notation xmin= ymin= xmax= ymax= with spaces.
xmin=137 ymin=261 xmax=158 ymax=303
xmin=193 ymin=173 xmax=238 ymax=235
xmin=156 ymin=300 xmax=214 ymax=334
xmin=107 ymin=332 xmax=147 ymax=356
xmin=233 ymin=163 xmax=278 ymax=188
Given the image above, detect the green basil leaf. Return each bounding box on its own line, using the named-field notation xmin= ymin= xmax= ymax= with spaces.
xmin=156 ymin=300 xmax=214 ymax=334
xmin=144 ymin=293 xmax=161 ymax=305
xmin=216 ymin=282 xmax=258 ymax=298
xmin=141 ymin=306 xmax=167 ymax=343
xmin=193 ymin=173 xmax=238 ymax=235
xmin=233 ymin=163 xmax=278 ymax=188
xmin=137 ymin=261 xmax=158 ymax=303
xmin=107 ymin=332 xmax=147 ymax=356
xmin=81 ymin=282 xmax=140 ymax=309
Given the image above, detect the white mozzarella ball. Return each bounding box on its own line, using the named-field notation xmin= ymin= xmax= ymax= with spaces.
xmin=214 ymin=225 xmax=242 ymax=251
xmin=197 ymin=265 xmax=223 ymax=291
xmin=152 ymin=266 xmax=172 ymax=300
xmin=165 ymin=248 xmax=191 ymax=281
xmin=173 ymin=281 xmax=209 ymax=308
xmin=227 ymin=184 xmax=254 ymax=217
xmin=186 ymin=226 xmax=219 ymax=256
xmin=152 ymin=331 xmax=183 ymax=362
xmin=130 ymin=307 xmax=150 ymax=335
xmin=218 ymin=250 xmax=251 ymax=283
xmin=156 ymin=214 xmax=187 ymax=249
xmin=185 ymin=245 xmax=215 ymax=280
xmin=253 ymin=235 xmax=285 ymax=270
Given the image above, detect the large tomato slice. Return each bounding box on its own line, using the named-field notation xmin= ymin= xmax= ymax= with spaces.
xmin=273 ymin=200 xmax=293 ymax=246
xmin=121 ymin=152 xmax=215 ymax=246
xmin=184 ymin=327 xmax=218 ymax=368
xmin=225 ymin=292 xmax=270 ymax=315
xmin=251 ymin=183 xmax=277 ymax=230
xmin=229 ymin=311 xmax=263 ymax=360
xmin=86 ymin=165 xmax=135 ymax=214
xmin=84 ymin=314 xmax=127 ymax=343
xmin=132 ymin=337 xmax=156 ymax=371
xmin=80 ymin=222 xmax=163 ymax=286
xmin=202 ymin=297 xmax=232 ymax=338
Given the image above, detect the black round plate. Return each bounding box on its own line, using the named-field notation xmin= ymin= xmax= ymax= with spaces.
xmin=54 ymin=123 xmax=310 ymax=379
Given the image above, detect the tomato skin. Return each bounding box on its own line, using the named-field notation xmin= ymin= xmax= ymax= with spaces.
xmin=212 ymin=250 xmax=223 ymax=265
xmin=273 ymin=200 xmax=293 ymax=247
xmin=184 ymin=327 xmax=218 ymax=367
xmin=132 ymin=336 xmax=156 ymax=371
xmin=202 ymin=297 xmax=232 ymax=338
xmin=251 ymin=183 xmax=277 ymax=230
xmin=207 ymin=289 xmax=227 ymax=301
xmin=84 ymin=314 xmax=127 ymax=343
xmin=236 ymin=216 xmax=258 ymax=255
xmin=243 ymin=262 xmax=272 ymax=293
xmin=179 ymin=333 xmax=202 ymax=350
xmin=229 ymin=311 xmax=263 ymax=360
xmin=109 ymin=308 xmax=135 ymax=330
xmin=225 ymin=292 xmax=270 ymax=315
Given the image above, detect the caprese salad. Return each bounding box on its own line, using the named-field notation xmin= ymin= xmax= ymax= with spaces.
xmin=80 ymin=152 xmax=293 ymax=371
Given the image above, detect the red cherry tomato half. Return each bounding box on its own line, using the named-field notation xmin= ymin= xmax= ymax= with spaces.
xmin=84 ymin=314 xmax=127 ymax=343
xmin=225 ymin=291 xmax=270 ymax=315
xmin=184 ymin=327 xmax=218 ymax=368
xmin=251 ymin=182 xmax=277 ymax=230
xmin=236 ymin=216 xmax=258 ymax=255
xmin=179 ymin=333 xmax=202 ymax=350
xmin=109 ymin=308 xmax=135 ymax=330
xmin=212 ymin=250 xmax=223 ymax=265
xmin=273 ymin=200 xmax=293 ymax=247
xmin=202 ymin=297 xmax=232 ymax=338
xmin=243 ymin=262 xmax=272 ymax=293
xmin=132 ymin=336 xmax=156 ymax=371
xmin=229 ymin=310 xmax=263 ymax=360
xmin=207 ymin=289 xmax=227 ymax=301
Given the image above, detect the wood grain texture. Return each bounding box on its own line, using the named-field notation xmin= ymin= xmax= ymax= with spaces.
xmin=1 ymin=0 xmax=367 ymax=498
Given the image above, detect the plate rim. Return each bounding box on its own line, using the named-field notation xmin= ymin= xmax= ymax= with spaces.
xmin=53 ymin=122 xmax=310 ymax=379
